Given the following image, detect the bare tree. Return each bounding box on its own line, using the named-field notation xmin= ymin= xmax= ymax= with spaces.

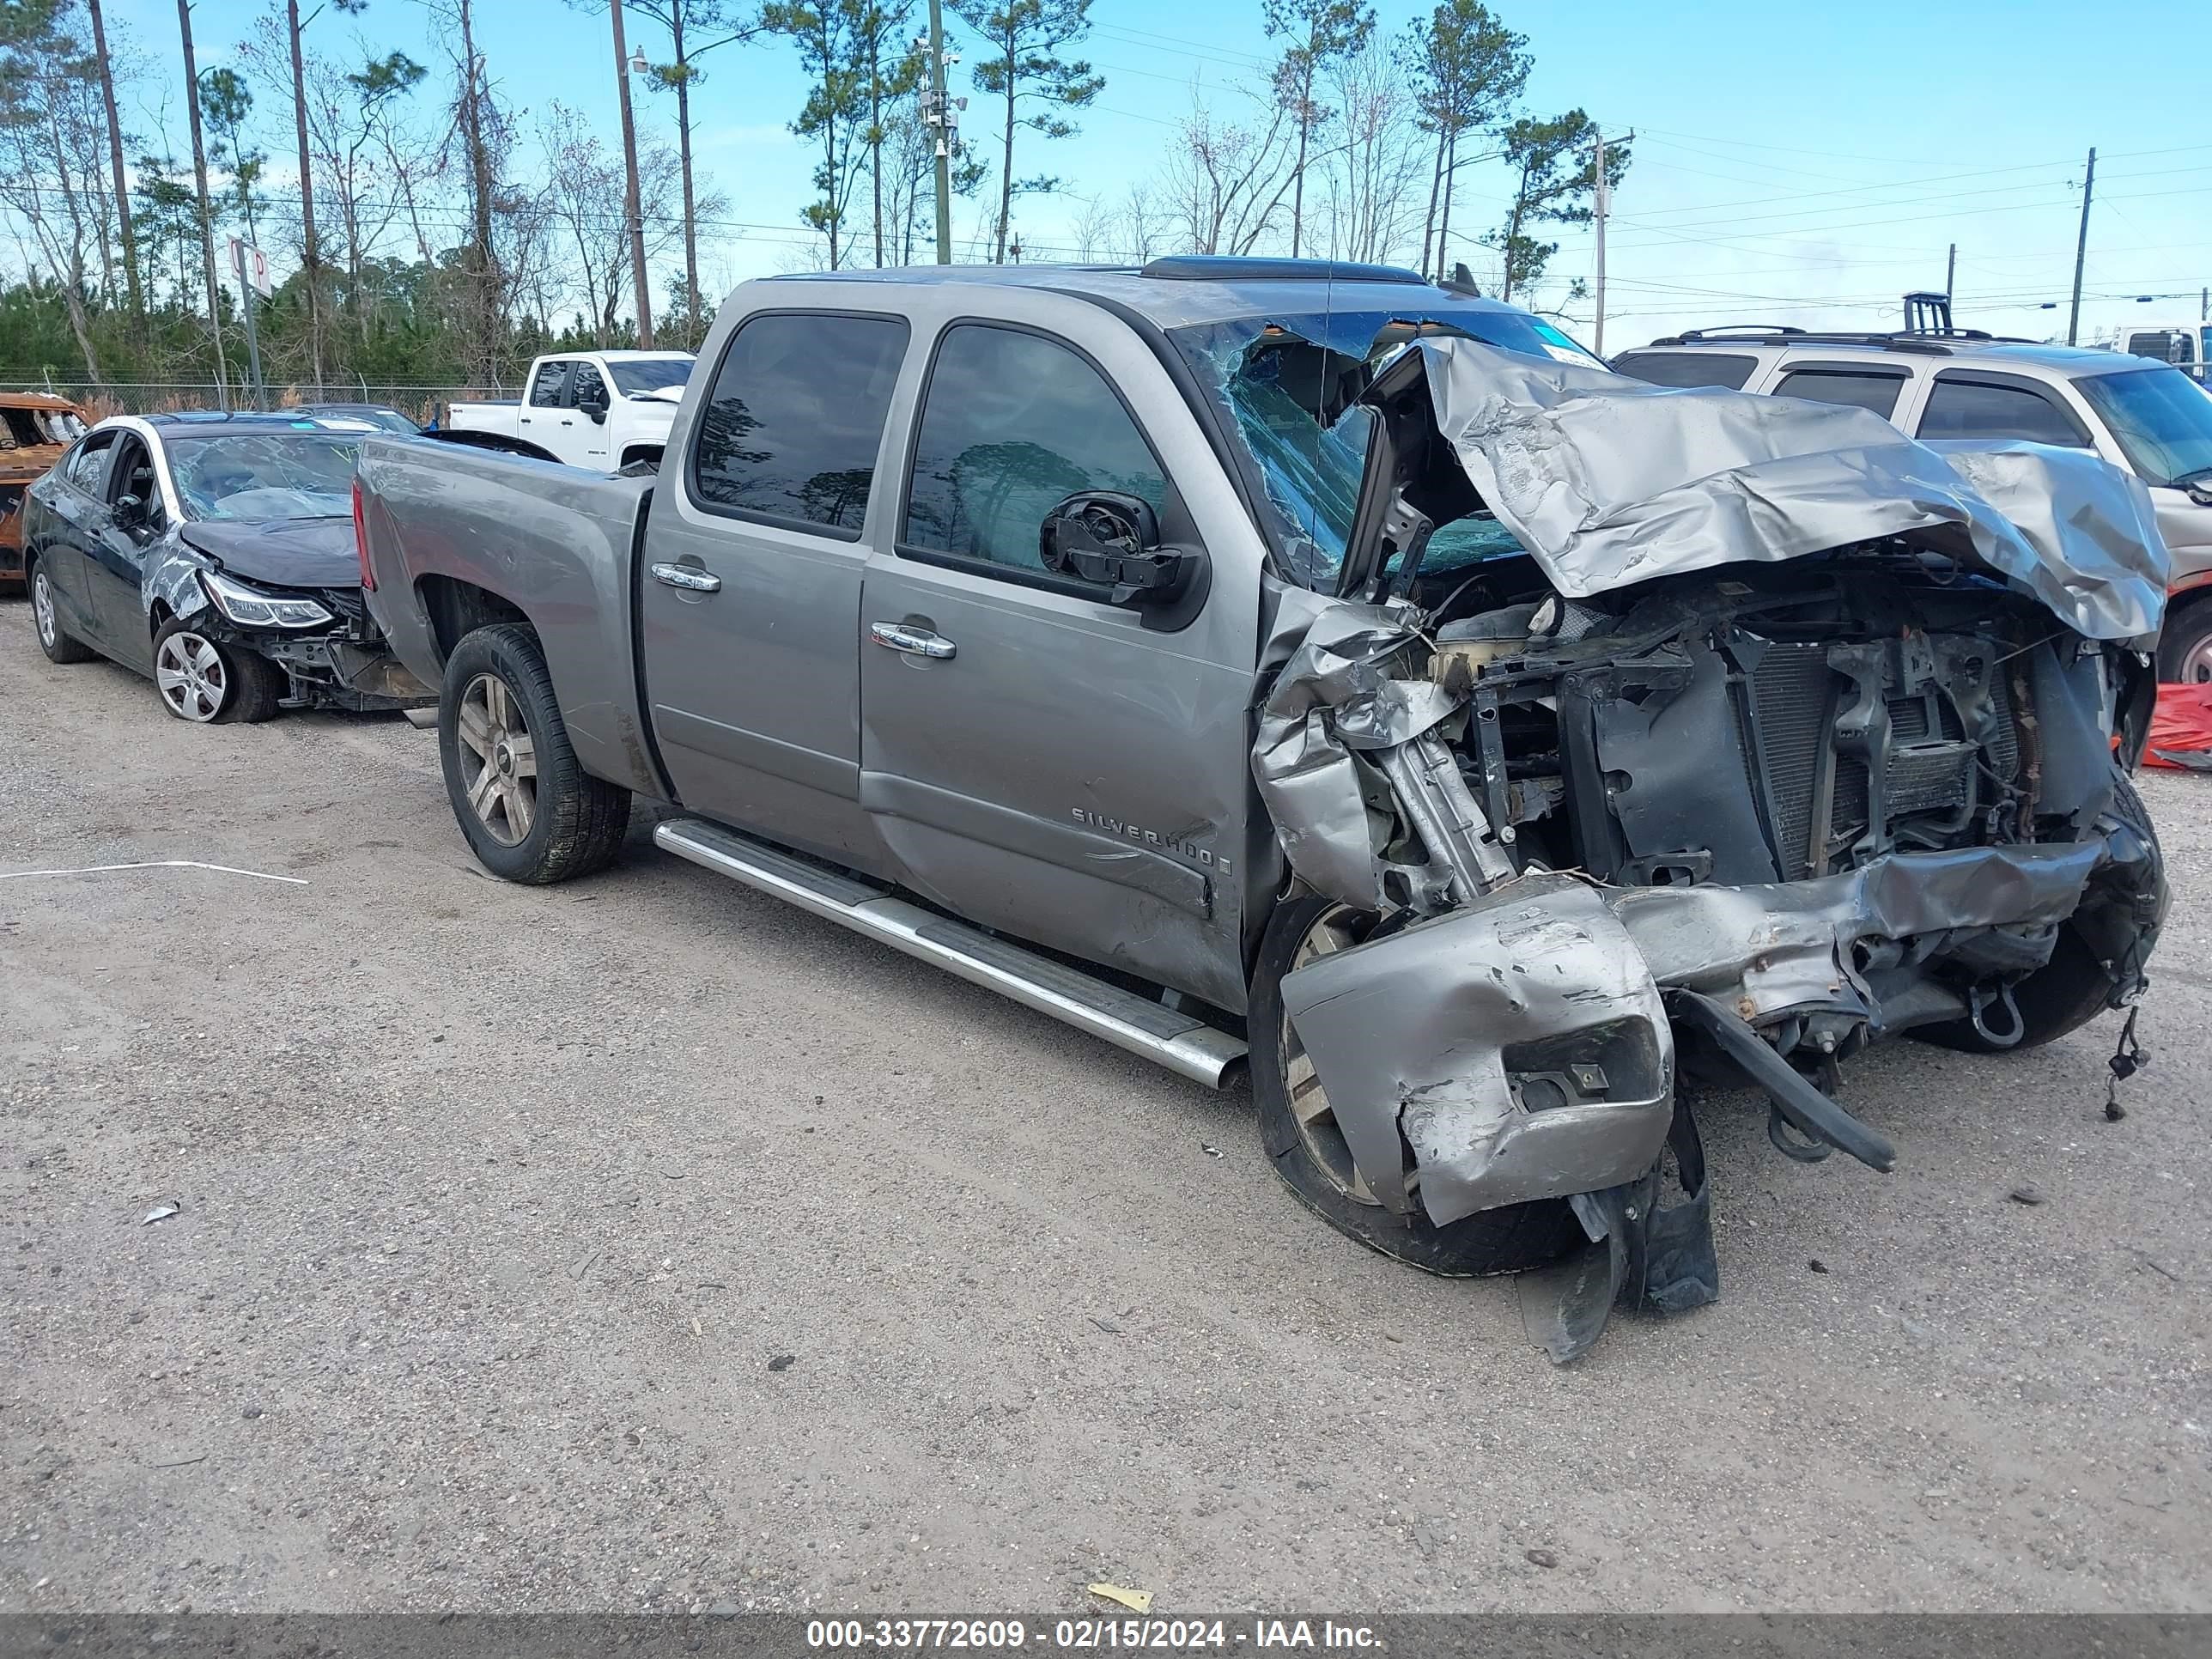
xmin=626 ymin=0 xmax=760 ymax=343
xmin=1262 ymin=0 xmax=1371 ymax=258
xmin=0 ymin=0 xmax=111 ymax=376
xmin=1162 ymin=83 xmax=1298 ymax=258
xmin=85 ymin=0 xmax=143 ymax=320
xmin=279 ymin=0 xmax=366 ymax=397
xmin=177 ymin=0 xmax=231 ymax=401
xmin=1315 ymin=40 xmax=1424 ymax=265
xmin=538 ymin=100 xmax=702 ymax=343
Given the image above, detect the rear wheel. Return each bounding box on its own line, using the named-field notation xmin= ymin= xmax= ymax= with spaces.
xmin=29 ymin=558 xmax=94 ymax=665
xmin=438 ymin=623 xmax=629 ymax=884
xmin=1250 ymin=891 xmax=1583 ymax=1277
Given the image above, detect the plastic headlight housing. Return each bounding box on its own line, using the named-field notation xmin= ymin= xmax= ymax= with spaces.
xmin=201 ymin=568 xmax=333 ymax=629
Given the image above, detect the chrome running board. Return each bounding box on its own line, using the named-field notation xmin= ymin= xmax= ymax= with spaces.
xmin=653 ymin=817 xmax=1248 ymax=1088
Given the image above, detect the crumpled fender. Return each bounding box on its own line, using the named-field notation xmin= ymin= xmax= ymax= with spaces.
xmin=1279 ymin=844 xmax=2115 ymax=1229
xmin=1279 ymin=872 xmax=1675 ymax=1225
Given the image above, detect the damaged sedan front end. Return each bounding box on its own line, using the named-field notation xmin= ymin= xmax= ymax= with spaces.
xmin=1237 ymin=332 xmax=2169 ymax=1359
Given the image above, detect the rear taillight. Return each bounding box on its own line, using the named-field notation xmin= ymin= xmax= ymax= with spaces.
xmin=351 ymin=476 xmax=374 ymax=591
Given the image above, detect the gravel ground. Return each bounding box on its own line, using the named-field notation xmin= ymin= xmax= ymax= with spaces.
xmin=2 ymin=599 xmax=2207 ymax=1617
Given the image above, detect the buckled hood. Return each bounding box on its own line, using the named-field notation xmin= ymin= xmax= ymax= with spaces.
xmin=178 ymin=516 xmax=359 ymax=591
xmin=1354 ymin=337 xmax=2171 ymax=641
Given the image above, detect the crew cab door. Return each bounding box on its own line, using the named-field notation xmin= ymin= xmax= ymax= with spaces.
xmin=516 ymin=358 xmax=572 ymax=459
xmin=858 ymin=304 xmax=1263 ymax=1012
xmin=638 ymin=309 xmax=910 ymax=868
xmin=567 ymin=361 xmax=614 ymax=469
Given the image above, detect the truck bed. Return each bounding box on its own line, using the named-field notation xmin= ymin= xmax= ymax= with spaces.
xmin=355 ymin=435 xmax=664 ymax=798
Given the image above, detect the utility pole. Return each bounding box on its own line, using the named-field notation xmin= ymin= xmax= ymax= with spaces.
xmin=1945 ymin=241 xmax=1956 ymax=303
xmin=177 ymin=0 xmax=230 ymax=410
xmin=924 ymin=0 xmax=954 ymax=264
xmin=2067 ymin=146 xmax=2095 ymax=347
xmin=611 ymin=0 xmax=654 ymax=348
xmin=1591 ymin=127 xmax=1607 ymax=356
xmin=286 ymin=0 xmax=325 ymax=396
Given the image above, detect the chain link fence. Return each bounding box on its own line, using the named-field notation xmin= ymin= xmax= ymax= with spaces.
xmin=0 ymin=380 xmax=504 ymax=423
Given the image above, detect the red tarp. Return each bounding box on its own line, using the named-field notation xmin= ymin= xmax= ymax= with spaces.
xmin=2146 ymin=681 xmax=2212 ymax=772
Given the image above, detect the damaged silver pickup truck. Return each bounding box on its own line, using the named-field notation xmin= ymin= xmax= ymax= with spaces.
xmin=356 ymin=258 xmax=2171 ymax=1359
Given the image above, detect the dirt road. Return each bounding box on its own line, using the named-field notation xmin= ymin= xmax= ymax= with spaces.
xmin=3 ymin=601 xmax=2206 ymax=1615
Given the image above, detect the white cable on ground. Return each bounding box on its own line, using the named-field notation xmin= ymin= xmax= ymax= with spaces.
xmin=0 ymin=860 xmax=309 ymax=885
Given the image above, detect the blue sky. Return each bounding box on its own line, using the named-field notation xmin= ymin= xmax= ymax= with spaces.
xmin=112 ymin=0 xmax=2211 ymax=348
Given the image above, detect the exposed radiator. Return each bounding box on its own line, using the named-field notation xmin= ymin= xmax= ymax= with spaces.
xmin=1745 ymin=637 xmax=2023 ymax=878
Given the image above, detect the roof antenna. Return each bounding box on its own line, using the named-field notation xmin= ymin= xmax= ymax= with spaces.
xmin=1440 ymin=262 xmax=1481 ymax=299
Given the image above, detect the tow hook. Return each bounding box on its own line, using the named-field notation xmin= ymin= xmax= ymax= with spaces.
xmin=1669 ymin=991 xmax=1899 ymax=1174
xmin=1966 ymin=980 xmax=2027 ymax=1049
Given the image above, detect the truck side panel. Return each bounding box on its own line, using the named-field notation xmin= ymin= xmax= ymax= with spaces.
xmin=356 ymin=436 xmax=665 ymax=799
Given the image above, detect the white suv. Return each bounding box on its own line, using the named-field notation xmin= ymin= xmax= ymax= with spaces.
xmin=1613 ymin=328 xmax=2212 ymax=681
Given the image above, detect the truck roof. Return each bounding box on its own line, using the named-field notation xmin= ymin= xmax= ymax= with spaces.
xmin=758 ymin=257 xmax=1539 ymax=331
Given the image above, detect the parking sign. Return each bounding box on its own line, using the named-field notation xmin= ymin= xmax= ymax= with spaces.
xmin=229 ymin=236 xmax=271 ymax=299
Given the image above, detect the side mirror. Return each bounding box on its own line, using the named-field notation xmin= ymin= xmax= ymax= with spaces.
xmin=112 ymin=492 xmax=147 ymax=528
xmin=579 ymin=388 xmax=610 ymax=424
xmin=1039 ymin=491 xmax=1200 ymax=610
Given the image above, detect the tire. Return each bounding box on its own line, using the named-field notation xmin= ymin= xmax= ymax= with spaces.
xmin=2154 ymin=596 xmax=2212 ymax=684
xmin=439 ymin=622 xmax=630 ymax=884
xmin=1250 ymin=890 xmax=1583 ymax=1277
xmin=28 ymin=556 xmax=94 ymax=665
xmin=152 ymin=617 xmax=283 ymax=723
xmin=1916 ymin=772 xmax=2162 ymax=1054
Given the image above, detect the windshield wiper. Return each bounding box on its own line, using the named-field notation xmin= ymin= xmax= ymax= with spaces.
xmin=2168 ymin=463 xmax=2212 ymax=489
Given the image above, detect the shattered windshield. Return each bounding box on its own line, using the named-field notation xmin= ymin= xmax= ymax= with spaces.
xmin=165 ymin=431 xmax=362 ymax=521
xmin=1168 ymin=306 xmax=1606 ymax=588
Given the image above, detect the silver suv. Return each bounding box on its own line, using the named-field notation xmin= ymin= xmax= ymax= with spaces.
xmin=1614 ymin=329 xmax=2212 ymax=680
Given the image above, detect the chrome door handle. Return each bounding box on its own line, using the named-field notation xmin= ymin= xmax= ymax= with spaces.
xmin=651 ymin=562 xmax=721 ymax=593
xmin=869 ymin=621 xmax=956 ymax=659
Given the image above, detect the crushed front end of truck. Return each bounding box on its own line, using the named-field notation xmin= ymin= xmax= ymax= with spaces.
xmin=1237 ymin=332 xmax=2170 ymax=1360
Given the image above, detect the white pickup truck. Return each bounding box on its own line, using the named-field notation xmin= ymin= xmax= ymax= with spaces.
xmin=446 ymin=350 xmax=696 ymax=471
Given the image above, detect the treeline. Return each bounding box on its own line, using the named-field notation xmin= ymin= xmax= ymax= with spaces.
xmin=0 ymin=0 xmax=1626 ymax=408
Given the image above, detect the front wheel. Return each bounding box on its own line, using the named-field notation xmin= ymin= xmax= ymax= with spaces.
xmin=2154 ymin=599 xmax=2212 ymax=684
xmin=1250 ymin=891 xmax=1583 ymax=1277
xmin=152 ymin=618 xmax=283 ymax=723
xmin=438 ymin=623 xmax=630 ymax=884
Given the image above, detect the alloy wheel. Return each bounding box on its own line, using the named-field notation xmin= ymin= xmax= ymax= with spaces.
xmin=456 ymin=672 xmax=538 ymax=847
xmin=155 ymin=630 xmax=228 ymax=722
xmin=1279 ymin=905 xmax=1387 ymax=1207
xmin=2183 ymin=634 xmax=2212 ymax=685
xmin=31 ymin=568 xmax=58 ymax=648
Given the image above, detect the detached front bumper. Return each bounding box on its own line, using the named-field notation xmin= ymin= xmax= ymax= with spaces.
xmin=1280 ymin=824 xmax=2164 ymax=1231
xmin=248 ymin=629 xmax=438 ymax=711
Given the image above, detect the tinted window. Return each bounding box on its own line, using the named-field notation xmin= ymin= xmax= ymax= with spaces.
xmin=1918 ymin=376 xmax=2089 ymax=446
xmin=1614 ymin=351 xmax=1758 ymax=390
xmin=691 ymin=312 xmax=908 ymax=535
xmin=527 ymin=361 xmax=570 ymax=407
xmin=64 ymin=431 xmax=114 ymax=491
xmin=904 ymin=325 xmax=1166 ymax=574
xmin=568 ymin=362 xmax=606 ymax=407
xmin=607 ymin=357 xmax=693 ymax=397
xmin=1772 ymin=368 xmax=1907 ymax=420
xmin=2075 ymin=368 xmax=2212 ymax=488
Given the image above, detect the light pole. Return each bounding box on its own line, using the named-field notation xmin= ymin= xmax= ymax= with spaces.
xmin=611 ymin=0 xmax=655 ymax=348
